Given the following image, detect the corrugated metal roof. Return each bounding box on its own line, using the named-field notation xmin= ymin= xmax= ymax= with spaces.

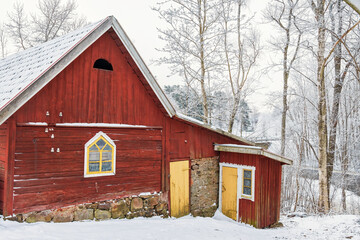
xmin=0 ymin=19 xmax=104 ymax=112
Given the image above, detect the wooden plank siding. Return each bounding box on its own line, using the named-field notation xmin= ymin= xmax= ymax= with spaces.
xmin=219 ymin=152 xmax=282 ymax=228
xmin=13 ymin=126 xmax=162 ymax=214
xmin=14 ymin=32 xmax=165 ymax=126
xmin=0 ymin=122 xmax=7 ymax=213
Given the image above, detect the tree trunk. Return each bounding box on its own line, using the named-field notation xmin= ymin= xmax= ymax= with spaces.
xmin=228 ymin=93 xmax=241 ymax=133
xmin=327 ymin=0 xmax=343 ymax=203
xmin=281 ymin=69 xmax=289 ymax=156
xmin=199 ymin=0 xmax=209 ymax=124
xmin=316 ymin=0 xmax=330 ymax=214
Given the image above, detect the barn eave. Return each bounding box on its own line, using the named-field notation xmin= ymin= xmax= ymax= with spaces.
xmin=214 ymin=144 xmax=293 ymax=165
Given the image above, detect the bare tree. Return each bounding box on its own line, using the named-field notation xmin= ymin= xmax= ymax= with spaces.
xmin=6 ymin=1 xmax=32 ymax=50
xmin=219 ymin=0 xmax=260 ymax=133
xmin=154 ymin=0 xmax=221 ymax=124
xmin=6 ymin=0 xmax=86 ymax=50
xmin=0 ymin=23 xmax=7 ymax=58
xmin=265 ymin=0 xmax=303 ymax=156
xmin=310 ymin=0 xmax=330 ymax=213
xmin=32 ymin=0 xmax=80 ymax=43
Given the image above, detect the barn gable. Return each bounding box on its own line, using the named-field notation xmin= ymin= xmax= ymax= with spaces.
xmin=14 ymin=31 xmax=167 ymax=126
xmin=0 ymin=16 xmax=176 ymax=125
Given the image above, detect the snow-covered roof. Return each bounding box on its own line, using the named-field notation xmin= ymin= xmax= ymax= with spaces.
xmin=214 ymin=144 xmax=293 ymax=165
xmin=0 ymin=16 xmax=176 ymax=124
xmin=0 ymin=19 xmax=104 ymax=114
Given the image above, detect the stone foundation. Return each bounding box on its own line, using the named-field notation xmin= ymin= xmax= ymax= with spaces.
xmin=6 ymin=192 xmax=168 ymax=223
xmin=190 ymin=156 xmax=219 ymax=217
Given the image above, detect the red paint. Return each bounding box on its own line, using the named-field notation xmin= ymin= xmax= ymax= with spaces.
xmin=0 ymin=122 xmax=7 ymax=213
xmin=13 ymin=126 xmax=162 ymax=214
xmin=219 ymin=152 xmax=283 ymax=228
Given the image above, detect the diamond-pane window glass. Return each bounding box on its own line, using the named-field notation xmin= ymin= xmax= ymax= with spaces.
xmin=89 ymin=145 xmax=99 ymax=151
xmin=104 ymin=145 xmax=112 ymax=151
xmin=84 ymin=132 xmax=116 ymax=177
xmin=96 ymin=139 xmax=106 ymax=149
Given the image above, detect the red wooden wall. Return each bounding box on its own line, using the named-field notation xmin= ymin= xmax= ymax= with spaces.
xmin=1 ymin=29 xmax=250 ymax=215
xmin=13 ymin=126 xmax=162 ymax=214
xmin=0 ymin=123 xmax=6 ymax=213
xmin=169 ymin=117 xmax=244 ymax=161
xmin=14 ymin=32 xmax=165 ymax=126
xmin=257 ymin=156 xmax=282 ymax=228
xmin=220 ymin=152 xmax=282 ymax=228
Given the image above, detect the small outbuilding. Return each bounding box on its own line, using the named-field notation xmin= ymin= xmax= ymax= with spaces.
xmin=215 ymin=144 xmax=292 ymax=228
xmin=0 ymin=16 xmax=292 ymax=228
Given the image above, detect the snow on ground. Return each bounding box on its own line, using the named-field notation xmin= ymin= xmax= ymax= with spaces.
xmin=0 ymin=211 xmax=359 ymax=240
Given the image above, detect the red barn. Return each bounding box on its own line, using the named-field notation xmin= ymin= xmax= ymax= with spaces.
xmin=0 ymin=16 xmax=291 ymax=228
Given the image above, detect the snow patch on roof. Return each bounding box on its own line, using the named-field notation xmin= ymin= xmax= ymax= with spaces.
xmin=175 ymin=112 xmax=206 ymax=126
xmin=215 ymin=144 xmax=262 ymax=149
xmin=0 ymin=19 xmax=104 ymax=111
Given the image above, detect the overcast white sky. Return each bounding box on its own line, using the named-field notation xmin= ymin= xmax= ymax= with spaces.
xmin=0 ymin=0 xmax=279 ymax=111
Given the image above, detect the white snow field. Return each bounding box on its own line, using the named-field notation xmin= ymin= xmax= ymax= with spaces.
xmin=0 ymin=211 xmax=359 ymax=240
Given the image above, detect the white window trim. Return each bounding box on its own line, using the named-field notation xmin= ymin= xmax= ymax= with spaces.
xmin=84 ymin=131 xmax=116 ymax=178
xmin=219 ymin=162 xmax=256 ymax=222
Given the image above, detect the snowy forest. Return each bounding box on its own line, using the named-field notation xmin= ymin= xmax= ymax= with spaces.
xmin=0 ymin=0 xmax=359 ymax=217
xmin=155 ymin=0 xmax=360 ymax=215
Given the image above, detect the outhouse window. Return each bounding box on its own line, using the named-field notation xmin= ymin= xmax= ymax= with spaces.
xmin=84 ymin=132 xmax=116 ymax=177
xmin=242 ymin=169 xmax=253 ymax=198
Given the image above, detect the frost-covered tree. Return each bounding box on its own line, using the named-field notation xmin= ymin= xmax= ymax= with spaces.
xmin=6 ymin=2 xmax=31 ymax=50
xmin=264 ymin=0 xmax=303 ymax=156
xmin=0 ymin=23 xmax=7 ymax=58
xmin=154 ymin=0 xmax=222 ymax=124
xmin=31 ymin=0 xmax=86 ymax=43
xmin=218 ymin=0 xmax=260 ymax=133
xmin=6 ymin=0 xmax=86 ymax=50
xmin=164 ymin=85 xmax=204 ymax=121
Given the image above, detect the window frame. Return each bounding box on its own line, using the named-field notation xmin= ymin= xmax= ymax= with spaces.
xmin=84 ymin=131 xmax=116 ymax=178
xmin=241 ymin=168 xmax=254 ymax=200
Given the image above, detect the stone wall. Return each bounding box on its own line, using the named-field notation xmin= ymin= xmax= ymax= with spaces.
xmin=6 ymin=192 xmax=168 ymax=223
xmin=190 ymin=156 xmax=219 ymax=217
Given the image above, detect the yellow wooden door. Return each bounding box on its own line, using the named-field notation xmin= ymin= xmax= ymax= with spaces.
xmin=170 ymin=160 xmax=190 ymax=218
xmin=222 ymin=166 xmax=238 ymax=220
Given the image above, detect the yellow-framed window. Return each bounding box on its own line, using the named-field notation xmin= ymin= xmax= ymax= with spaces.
xmin=87 ymin=136 xmax=114 ymax=175
xmin=242 ymin=169 xmax=252 ymax=198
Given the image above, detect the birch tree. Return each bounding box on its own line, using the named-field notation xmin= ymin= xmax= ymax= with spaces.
xmin=219 ymin=0 xmax=260 ymax=133
xmin=154 ymin=0 xmax=221 ymax=124
xmin=310 ymin=0 xmax=330 ymax=213
xmin=265 ymin=0 xmax=303 ymax=155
